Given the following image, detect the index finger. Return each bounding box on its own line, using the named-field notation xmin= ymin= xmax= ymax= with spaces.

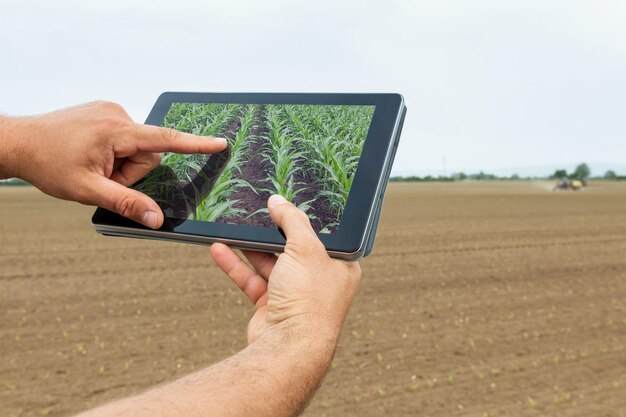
xmin=210 ymin=243 xmax=268 ymax=306
xmin=241 ymin=250 xmax=277 ymax=280
xmin=127 ymin=124 xmax=228 ymax=154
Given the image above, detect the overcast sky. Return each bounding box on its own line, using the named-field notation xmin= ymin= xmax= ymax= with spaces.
xmin=1 ymin=0 xmax=625 ymax=176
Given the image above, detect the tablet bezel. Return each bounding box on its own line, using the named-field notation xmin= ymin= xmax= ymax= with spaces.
xmin=92 ymin=92 xmax=404 ymax=254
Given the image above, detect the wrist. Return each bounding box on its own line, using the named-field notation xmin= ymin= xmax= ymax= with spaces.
xmin=0 ymin=116 xmax=35 ymax=180
xmin=259 ymin=317 xmax=340 ymax=363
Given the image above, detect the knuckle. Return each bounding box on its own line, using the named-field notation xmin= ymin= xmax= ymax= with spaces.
xmin=100 ymin=117 xmax=128 ymax=131
xmin=283 ymin=209 xmax=327 ymax=259
xmin=288 ymin=236 xmax=325 ymax=261
xmin=161 ymin=127 xmax=180 ymax=142
xmin=286 ymin=237 xmax=314 ymax=258
xmin=88 ymin=100 xmax=109 ymax=109
xmin=92 ymin=102 xmax=132 ymax=135
xmin=94 ymin=113 xmax=131 ymax=134
xmin=114 ymin=193 xmax=139 ymax=219
xmin=98 ymin=101 xmax=125 ymax=114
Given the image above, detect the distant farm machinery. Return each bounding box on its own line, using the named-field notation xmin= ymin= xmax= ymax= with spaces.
xmin=553 ymin=179 xmax=586 ymax=191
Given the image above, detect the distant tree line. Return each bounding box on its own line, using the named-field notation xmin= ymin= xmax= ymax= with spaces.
xmin=549 ymin=163 xmax=626 ymax=180
xmin=391 ymin=162 xmax=626 ymax=182
xmin=390 ymin=172 xmax=513 ymax=182
xmin=602 ymin=170 xmax=626 ymax=180
xmin=549 ymin=163 xmax=591 ymax=180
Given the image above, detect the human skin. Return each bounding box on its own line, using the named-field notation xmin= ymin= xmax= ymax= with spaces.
xmin=0 ymin=103 xmax=362 ymax=417
xmin=0 ymin=101 xmax=227 ymax=228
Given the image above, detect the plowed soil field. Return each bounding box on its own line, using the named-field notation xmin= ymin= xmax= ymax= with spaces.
xmin=1 ymin=182 xmax=625 ymax=417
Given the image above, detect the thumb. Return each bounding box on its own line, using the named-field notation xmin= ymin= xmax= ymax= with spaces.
xmin=267 ymin=194 xmax=323 ymax=256
xmin=93 ymin=177 xmax=164 ymax=229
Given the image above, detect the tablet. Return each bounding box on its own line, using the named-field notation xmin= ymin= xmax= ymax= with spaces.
xmin=92 ymin=92 xmax=406 ymax=260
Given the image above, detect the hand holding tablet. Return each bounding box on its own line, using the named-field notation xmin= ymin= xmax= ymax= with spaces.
xmin=210 ymin=193 xmax=361 ymax=344
xmin=92 ymin=92 xmax=407 ymax=260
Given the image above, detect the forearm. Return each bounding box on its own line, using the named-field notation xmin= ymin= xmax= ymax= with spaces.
xmin=0 ymin=116 xmax=34 ymax=180
xmin=77 ymin=323 xmax=337 ymax=417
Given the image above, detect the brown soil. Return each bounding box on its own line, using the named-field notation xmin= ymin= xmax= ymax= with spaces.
xmin=1 ymin=182 xmax=626 ymax=417
xmin=290 ymin=161 xmax=336 ymax=232
xmin=218 ymin=105 xmax=274 ymax=228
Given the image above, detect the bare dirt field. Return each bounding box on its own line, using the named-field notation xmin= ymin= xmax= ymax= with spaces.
xmin=1 ymin=182 xmax=625 ymax=417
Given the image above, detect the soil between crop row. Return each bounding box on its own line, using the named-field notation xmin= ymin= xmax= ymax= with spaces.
xmin=217 ymin=105 xmax=274 ymax=228
xmin=290 ymin=161 xmax=337 ymax=233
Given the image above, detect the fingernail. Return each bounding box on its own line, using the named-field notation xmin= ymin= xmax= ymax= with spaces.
xmin=141 ymin=211 xmax=158 ymax=229
xmin=213 ymin=137 xmax=227 ymax=145
xmin=268 ymin=194 xmax=287 ymax=206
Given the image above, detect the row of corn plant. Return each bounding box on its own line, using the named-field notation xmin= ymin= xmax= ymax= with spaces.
xmin=282 ymin=105 xmax=374 ymax=231
xmin=251 ymin=105 xmax=316 ymax=217
xmin=192 ymin=104 xmax=259 ymax=222
xmin=164 ymin=103 xmax=238 ymax=136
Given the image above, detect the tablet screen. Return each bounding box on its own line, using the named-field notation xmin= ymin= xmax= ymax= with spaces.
xmin=134 ymin=103 xmax=375 ymax=233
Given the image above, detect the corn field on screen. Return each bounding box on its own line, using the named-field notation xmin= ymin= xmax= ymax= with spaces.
xmin=134 ymin=103 xmax=375 ymax=233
